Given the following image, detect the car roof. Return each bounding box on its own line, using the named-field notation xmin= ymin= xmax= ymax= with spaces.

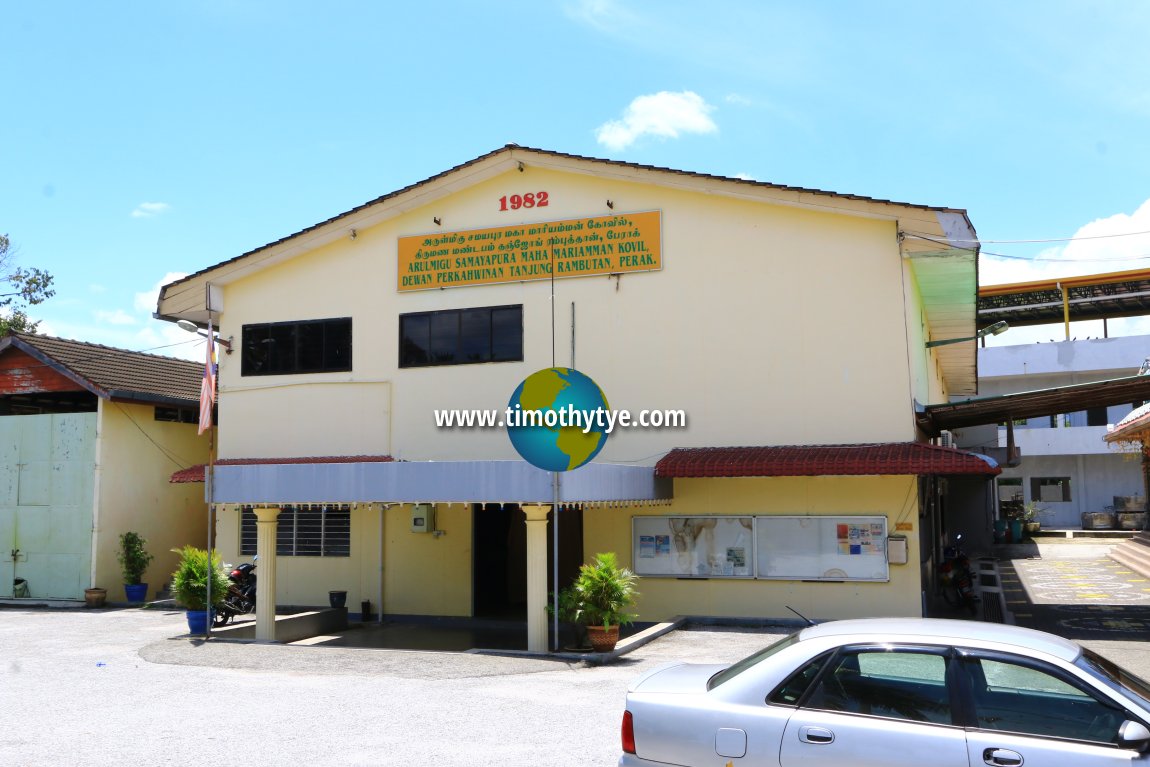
xmin=798 ymin=618 xmax=1081 ymax=663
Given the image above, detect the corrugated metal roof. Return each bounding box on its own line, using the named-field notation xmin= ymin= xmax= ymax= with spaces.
xmin=171 ymin=455 xmax=395 ymax=483
xmin=655 ymin=443 xmax=1000 ymax=478
xmin=0 ymin=331 xmax=203 ymax=406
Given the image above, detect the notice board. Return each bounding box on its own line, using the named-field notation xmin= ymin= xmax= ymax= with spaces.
xmin=632 ymin=516 xmax=755 ymax=578
xmin=755 ymin=516 xmax=889 ymax=582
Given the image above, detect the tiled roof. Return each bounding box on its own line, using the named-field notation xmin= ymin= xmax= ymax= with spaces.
xmin=2 ymin=332 xmax=203 ymax=405
xmin=171 ymin=455 xmax=395 ymax=483
xmin=655 ymin=443 xmax=1000 ymax=478
xmin=1106 ymin=400 xmax=1150 ymax=444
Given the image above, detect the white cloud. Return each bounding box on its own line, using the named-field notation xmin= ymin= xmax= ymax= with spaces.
xmin=135 ymin=272 xmax=187 ymax=314
xmin=131 ymin=201 xmax=171 ymax=219
xmin=982 ymin=198 xmax=1150 ymax=345
xmin=595 ymin=91 xmax=718 ymax=151
xmin=88 ymin=284 xmax=106 ymax=294
xmin=725 ymin=93 xmax=753 ymax=106
xmin=981 ymin=198 xmax=1150 ymax=287
xmin=564 ymin=0 xmax=638 ymax=31
xmin=94 ymin=309 xmax=137 ymax=326
xmin=734 ymin=172 xmax=756 ymax=181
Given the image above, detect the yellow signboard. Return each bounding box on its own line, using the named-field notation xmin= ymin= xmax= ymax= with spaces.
xmin=397 ymin=210 xmax=661 ymax=291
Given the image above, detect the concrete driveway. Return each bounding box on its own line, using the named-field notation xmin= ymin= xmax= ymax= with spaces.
xmin=0 ymin=605 xmax=786 ymax=767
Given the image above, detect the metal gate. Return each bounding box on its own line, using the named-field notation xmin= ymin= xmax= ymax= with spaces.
xmin=0 ymin=413 xmax=97 ymax=599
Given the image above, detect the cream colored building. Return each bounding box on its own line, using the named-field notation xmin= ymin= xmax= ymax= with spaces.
xmin=0 ymin=332 xmax=209 ymax=602
xmin=158 ymin=146 xmax=998 ymax=649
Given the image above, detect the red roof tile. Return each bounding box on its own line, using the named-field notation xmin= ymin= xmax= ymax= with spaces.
xmin=170 ymin=455 xmax=394 ymax=483
xmin=655 ymin=443 xmax=1000 ymax=478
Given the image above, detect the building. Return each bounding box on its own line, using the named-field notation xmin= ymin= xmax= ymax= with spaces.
xmin=0 ymin=332 xmax=209 ymax=601
xmin=157 ymin=145 xmax=1001 ymax=648
xmin=954 ymin=337 xmax=1147 ymax=530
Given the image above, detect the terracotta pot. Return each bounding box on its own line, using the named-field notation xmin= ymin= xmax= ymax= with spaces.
xmin=84 ymin=588 xmax=107 ymax=608
xmin=586 ymin=624 xmax=620 ymax=653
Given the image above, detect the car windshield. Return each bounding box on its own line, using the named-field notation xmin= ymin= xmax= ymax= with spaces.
xmin=708 ymin=633 xmax=799 ymax=690
xmin=1078 ymin=648 xmax=1150 ymax=710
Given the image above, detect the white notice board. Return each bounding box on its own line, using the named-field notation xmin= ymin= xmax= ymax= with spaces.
xmin=755 ymin=516 xmax=889 ymax=582
xmin=632 ymin=516 xmax=755 ymax=578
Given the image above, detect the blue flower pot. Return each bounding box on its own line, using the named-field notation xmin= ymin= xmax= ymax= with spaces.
xmin=185 ymin=609 xmax=211 ymax=635
xmin=124 ymin=583 xmax=148 ymax=603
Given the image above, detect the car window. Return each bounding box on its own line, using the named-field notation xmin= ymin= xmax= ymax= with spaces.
xmin=963 ymin=656 xmax=1126 ymax=744
xmin=1079 ymin=649 xmax=1150 ymax=711
xmin=802 ymin=649 xmax=952 ymax=725
xmin=769 ymin=652 xmax=831 ymax=706
xmin=709 ymin=633 xmax=799 ymax=690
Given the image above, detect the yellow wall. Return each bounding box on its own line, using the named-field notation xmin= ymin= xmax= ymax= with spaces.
xmin=92 ymin=401 xmax=210 ymax=596
xmin=584 ymin=476 xmax=922 ymax=622
xmin=217 ymin=166 xmax=920 ymax=465
xmin=211 ymin=502 xmax=472 ymax=615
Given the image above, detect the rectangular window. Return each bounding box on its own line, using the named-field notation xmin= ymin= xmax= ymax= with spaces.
xmin=240 ymin=505 xmax=351 ymax=557
xmin=241 ymin=318 xmax=352 ymax=376
xmin=1031 ymin=477 xmax=1072 ymax=503
xmin=154 ymin=406 xmax=198 ymax=424
xmin=399 ymin=305 xmax=523 ymax=367
xmin=1087 ymin=407 xmax=1108 ymax=427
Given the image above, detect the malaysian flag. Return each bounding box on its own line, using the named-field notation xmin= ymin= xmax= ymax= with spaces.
xmin=197 ymin=320 xmax=217 ymax=435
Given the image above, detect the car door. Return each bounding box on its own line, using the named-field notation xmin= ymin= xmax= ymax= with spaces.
xmin=958 ymin=651 xmax=1150 ymax=767
xmin=779 ymin=645 xmax=969 ymax=767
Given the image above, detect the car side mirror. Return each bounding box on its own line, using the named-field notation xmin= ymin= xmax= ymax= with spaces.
xmin=1119 ymin=720 xmax=1150 ymax=751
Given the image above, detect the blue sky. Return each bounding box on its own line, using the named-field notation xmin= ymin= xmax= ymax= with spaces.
xmin=3 ymin=1 xmax=1149 ymax=357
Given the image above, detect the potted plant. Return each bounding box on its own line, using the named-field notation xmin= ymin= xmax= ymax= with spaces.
xmin=117 ymin=531 xmax=154 ymax=604
xmin=546 ymin=586 xmax=590 ymax=651
xmin=573 ymin=552 xmax=639 ymax=653
xmin=1020 ymin=502 xmax=1048 ymax=535
xmin=169 ymin=545 xmax=230 ymax=635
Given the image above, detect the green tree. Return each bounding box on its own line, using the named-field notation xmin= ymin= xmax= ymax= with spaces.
xmin=1 ymin=234 xmax=55 ymax=334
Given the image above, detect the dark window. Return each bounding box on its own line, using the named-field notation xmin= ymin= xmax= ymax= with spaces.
xmin=801 ymin=648 xmax=953 ymax=724
xmin=240 ymin=505 xmax=351 ymax=557
xmin=961 ymin=655 xmax=1126 ymax=744
xmin=1087 ymin=407 xmax=1109 ymax=427
xmin=1031 ymin=477 xmax=1071 ymax=503
xmin=154 ymin=406 xmax=198 ymax=424
xmin=241 ymin=318 xmax=352 ymax=376
xmin=399 ymin=305 xmax=523 ymax=367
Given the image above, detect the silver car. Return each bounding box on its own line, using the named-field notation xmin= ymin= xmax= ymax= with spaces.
xmin=620 ymin=618 xmax=1150 ymax=767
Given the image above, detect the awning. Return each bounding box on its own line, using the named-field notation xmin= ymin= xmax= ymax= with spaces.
xmin=173 ymin=457 xmax=671 ymax=506
xmin=654 ymin=443 xmax=1000 ymax=478
xmin=1105 ymin=401 xmax=1150 ymax=444
xmin=920 ymin=374 xmax=1150 ymax=435
xmin=171 ymin=455 xmax=395 ymax=484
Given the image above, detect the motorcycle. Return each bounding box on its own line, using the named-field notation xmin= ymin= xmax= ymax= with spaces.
xmin=213 ymin=556 xmax=257 ymax=627
xmin=938 ymin=534 xmax=978 ymax=615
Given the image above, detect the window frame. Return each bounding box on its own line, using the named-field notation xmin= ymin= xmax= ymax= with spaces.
xmin=241 ymin=317 xmax=352 ymax=377
xmin=399 ymin=304 xmax=523 ymax=368
xmin=956 ymin=649 xmax=1134 ymax=746
xmin=1031 ymin=476 xmax=1072 ymax=503
xmin=240 ymin=504 xmax=351 ymax=557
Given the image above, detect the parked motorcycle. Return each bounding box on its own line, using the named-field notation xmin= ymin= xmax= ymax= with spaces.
xmin=213 ymin=556 xmax=257 ymax=627
xmin=938 ymin=534 xmax=978 ymax=615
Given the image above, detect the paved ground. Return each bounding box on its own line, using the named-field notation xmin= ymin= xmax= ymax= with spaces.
xmin=0 ymin=605 xmax=789 ymax=767
xmin=5 ymin=539 xmax=1150 ymax=766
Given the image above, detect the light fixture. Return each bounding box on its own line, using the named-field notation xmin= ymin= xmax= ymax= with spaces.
xmin=177 ymin=319 xmax=233 ymax=353
xmin=606 ymin=199 xmax=614 ymax=209
xmin=517 ymin=161 xmax=525 ymax=172
xmin=349 ymin=228 xmax=357 ymax=240
xmin=926 ymin=320 xmax=1009 ymax=348
xmin=433 ymin=217 xmax=442 ymax=226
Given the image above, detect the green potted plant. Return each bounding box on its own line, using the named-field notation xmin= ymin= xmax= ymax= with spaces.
xmin=1020 ymin=501 xmax=1048 ymax=535
xmin=546 ymin=586 xmax=590 ymax=651
xmin=169 ymin=545 xmax=230 ymax=635
xmin=573 ymin=552 xmax=639 ymax=653
xmin=117 ymin=531 xmax=154 ymax=604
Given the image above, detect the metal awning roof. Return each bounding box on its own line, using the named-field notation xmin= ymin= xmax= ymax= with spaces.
xmin=979 ymin=267 xmax=1150 ymax=328
xmin=193 ymin=459 xmax=671 ymax=507
xmin=921 ymin=374 xmax=1150 ymax=434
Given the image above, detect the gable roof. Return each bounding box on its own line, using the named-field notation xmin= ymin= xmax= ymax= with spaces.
xmin=0 ymin=332 xmax=203 ymax=407
xmin=155 ymin=144 xmax=981 ymax=393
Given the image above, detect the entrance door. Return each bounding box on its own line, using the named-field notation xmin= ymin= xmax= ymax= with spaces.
xmin=471 ymin=503 xmax=584 ymax=618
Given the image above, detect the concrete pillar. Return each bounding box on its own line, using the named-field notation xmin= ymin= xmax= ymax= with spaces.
xmin=254 ymin=506 xmax=282 ymax=641
xmin=522 ymin=503 xmax=551 ymax=653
